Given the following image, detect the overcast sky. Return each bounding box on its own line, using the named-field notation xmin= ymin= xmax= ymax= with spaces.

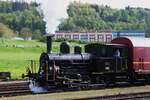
xmin=76 ymin=0 xmax=150 ymax=9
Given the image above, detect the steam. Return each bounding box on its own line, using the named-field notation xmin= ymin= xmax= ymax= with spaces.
xmin=27 ymin=0 xmax=98 ymax=34
xmin=35 ymin=0 xmax=72 ymax=34
xmin=29 ymin=81 xmax=48 ymax=93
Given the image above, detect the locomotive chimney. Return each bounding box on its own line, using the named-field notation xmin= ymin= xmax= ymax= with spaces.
xmin=47 ymin=34 xmax=54 ymax=54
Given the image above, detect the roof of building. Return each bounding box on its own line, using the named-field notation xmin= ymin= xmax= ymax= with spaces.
xmin=55 ymin=32 xmax=112 ymax=34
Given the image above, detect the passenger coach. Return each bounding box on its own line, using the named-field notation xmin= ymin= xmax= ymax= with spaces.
xmin=112 ymin=37 xmax=150 ymax=81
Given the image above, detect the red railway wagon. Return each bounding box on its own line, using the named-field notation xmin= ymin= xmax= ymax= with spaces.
xmin=112 ymin=37 xmax=150 ymax=79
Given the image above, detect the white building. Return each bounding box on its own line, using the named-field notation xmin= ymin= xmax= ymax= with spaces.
xmin=55 ymin=32 xmax=112 ymax=43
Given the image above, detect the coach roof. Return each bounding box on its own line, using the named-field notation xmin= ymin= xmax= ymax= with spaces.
xmin=113 ymin=37 xmax=150 ymax=47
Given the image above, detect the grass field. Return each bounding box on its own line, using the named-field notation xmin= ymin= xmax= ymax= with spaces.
xmin=0 ymin=39 xmax=46 ymax=78
xmin=0 ymin=38 xmax=85 ymax=79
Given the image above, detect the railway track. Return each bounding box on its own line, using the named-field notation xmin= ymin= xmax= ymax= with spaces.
xmin=76 ymin=92 xmax=150 ymax=100
xmin=0 ymin=81 xmax=150 ymax=100
xmin=0 ymin=81 xmax=32 ymax=97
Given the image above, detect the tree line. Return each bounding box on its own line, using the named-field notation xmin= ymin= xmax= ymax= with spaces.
xmin=58 ymin=2 xmax=150 ymax=37
xmin=0 ymin=1 xmax=46 ymax=39
xmin=1 ymin=1 xmax=150 ymax=39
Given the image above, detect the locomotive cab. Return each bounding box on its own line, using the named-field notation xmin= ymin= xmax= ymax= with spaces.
xmin=85 ymin=43 xmax=129 ymax=84
xmin=108 ymin=44 xmax=129 ymax=72
xmin=85 ymin=43 xmax=129 ymax=73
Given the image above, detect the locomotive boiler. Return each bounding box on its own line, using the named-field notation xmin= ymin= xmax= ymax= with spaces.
xmin=24 ymin=35 xmax=130 ymax=87
xmin=28 ymin=36 xmax=93 ymax=87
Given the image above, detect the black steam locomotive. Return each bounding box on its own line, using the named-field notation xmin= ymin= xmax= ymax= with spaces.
xmin=24 ymin=36 xmax=129 ymax=87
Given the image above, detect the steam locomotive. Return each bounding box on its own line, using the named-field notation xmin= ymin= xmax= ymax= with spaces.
xmin=24 ymin=36 xmax=150 ymax=88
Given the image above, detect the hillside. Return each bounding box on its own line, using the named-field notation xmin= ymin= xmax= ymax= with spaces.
xmin=58 ymin=2 xmax=150 ymax=36
xmin=0 ymin=1 xmax=46 ymax=39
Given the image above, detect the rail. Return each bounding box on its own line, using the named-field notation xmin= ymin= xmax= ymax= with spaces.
xmin=75 ymin=92 xmax=150 ymax=100
xmin=0 ymin=81 xmax=31 ymax=97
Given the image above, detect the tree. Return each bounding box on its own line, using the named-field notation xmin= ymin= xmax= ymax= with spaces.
xmin=20 ymin=28 xmax=32 ymax=40
xmin=58 ymin=2 xmax=149 ymax=32
xmin=32 ymin=29 xmax=42 ymax=39
xmin=0 ymin=1 xmax=46 ymax=39
xmin=0 ymin=23 xmax=14 ymax=38
xmin=145 ymin=13 xmax=150 ymax=37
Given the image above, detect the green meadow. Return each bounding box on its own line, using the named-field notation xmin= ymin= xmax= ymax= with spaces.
xmin=0 ymin=39 xmax=45 ymax=79
xmin=0 ymin=39 xmax=85 ymax=79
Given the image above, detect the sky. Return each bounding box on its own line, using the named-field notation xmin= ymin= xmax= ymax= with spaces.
xmin=2 ymin=0 xmax=150 ymax=33
xmin=79 ymin=0 xmax=150 ymax=9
